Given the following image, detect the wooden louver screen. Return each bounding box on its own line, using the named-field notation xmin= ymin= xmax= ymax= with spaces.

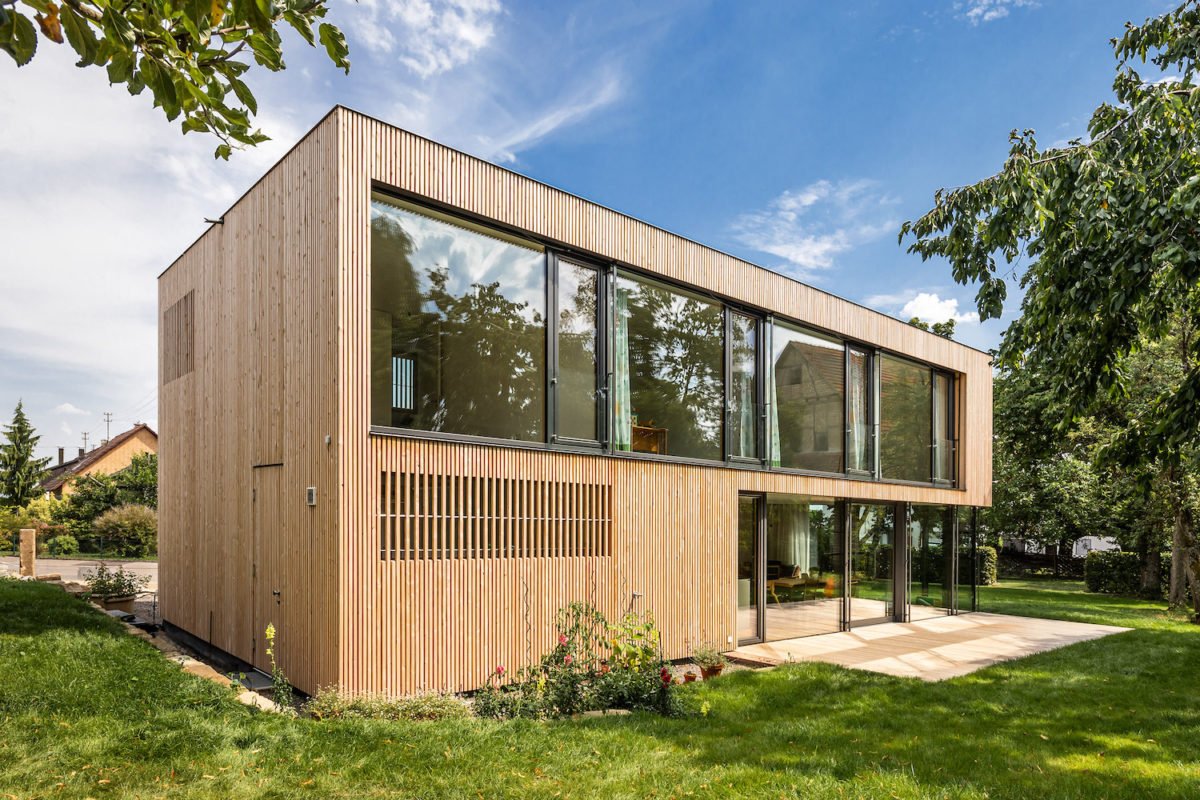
xmin=378 ymin=471 xmax=612 ymax=560
xmin=162 ymin=291 xmax=195 ymax=384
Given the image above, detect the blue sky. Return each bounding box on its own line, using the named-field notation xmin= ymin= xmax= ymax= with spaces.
xmin=0 ymin=0 xmax=1176 ymax=460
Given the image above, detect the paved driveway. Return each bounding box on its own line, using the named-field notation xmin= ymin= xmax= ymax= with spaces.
xmin=0 ymin=557 xmax=158 ymax=592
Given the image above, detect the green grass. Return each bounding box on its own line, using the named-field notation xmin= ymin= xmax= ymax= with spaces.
xmin=1 ymin=578 xmax=1198 ymax=799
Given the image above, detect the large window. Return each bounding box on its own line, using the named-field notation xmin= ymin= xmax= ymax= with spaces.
xmin=555 ymin=259 xmax=600 ymax=442
xmin=613 ymin=273 xmax=724 ymax=460
xmin=933 ymin=372 xmax=955 ymax=483
xmin=770 ymin=323 xmax=844 ymax=472
xmin=368 ymin=194 xmax=961 ymax=481
xmin=879 ymin=355 xmax=932 ymax=482
xmin=847 ymin=346 xmax=873 ymax=474
xmin=370 ymin=193 xmax=547 ymax=441
xmin=729 ymin=312 xmax=759 ymax=460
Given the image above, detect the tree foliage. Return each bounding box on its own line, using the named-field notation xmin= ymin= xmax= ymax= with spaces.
xmin=903 ymin=2 xmax=1200 ymax=619
xmin=56 ymin=452 xmax=158 ymax=540
xmin=901 ymin=2 xmax=1200 ymax=467
xmin=0 ymin=0 xmax=350 ymax=157
xmin=0 ymin=401 xmax=50 ymax=508
xmin=907 ymin=317 xmax=957 ymax=339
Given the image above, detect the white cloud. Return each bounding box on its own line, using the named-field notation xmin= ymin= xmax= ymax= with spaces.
xmin=731 ymin=179 xmax=898 ymax=278
xmin=0 ymin=41 xmax=323 ymax=457
xmin=865 ymin=289 xmax=979 ymax=326
xmin=956 ymin=0 xmax=1037 ymax=25
xmin=53 ymin=403 xmax=89 ymax=416
xmin=337 ymin=0 xmax=503 ymax=77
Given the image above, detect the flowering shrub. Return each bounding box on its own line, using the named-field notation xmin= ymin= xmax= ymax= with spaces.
xmin=473 ymin=601 xmax=691 ymax=720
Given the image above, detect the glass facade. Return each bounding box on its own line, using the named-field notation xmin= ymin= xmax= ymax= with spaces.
xmin=849 ymin=503 xmax=894 ymax=624
xmin=613 ymin=273 xmax=724 ymax=460
xmin=729 ymin=312 xmax=758 ymax=460
xmin=847 ymin=347 xmax=873 ymax=474
xmin=770 ymin=324 xmax=845 ymax=472
xmin=556 ymin=260 xmax=600 ymax=441
xmin=879 ymin=355 xmax=933 ymax=482
xmin=909 ymin=505 xmax=954 ymax=619
xmin=933 ymin=372 xmax=955 ymax=483
xmin=370 ymin=193 xmax=547 ymax=441
xmin=764 ymin=497 xmax=842 ymax=639
xmin=367 ymin=191 xmax=959 ymax=489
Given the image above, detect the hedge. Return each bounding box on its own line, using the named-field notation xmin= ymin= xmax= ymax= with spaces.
xmin=977 ymin=545 xmax=998 ymax=586
xmin=1084 ymin=550 xmax=1170 ymax=598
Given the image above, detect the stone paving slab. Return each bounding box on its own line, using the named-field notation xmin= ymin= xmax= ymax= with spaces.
xmin=733 ymin=612 xmax=1130 ymax=681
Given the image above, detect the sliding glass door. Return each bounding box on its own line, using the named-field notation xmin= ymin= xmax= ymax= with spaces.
xmin=848 ymin=503 xmax=895 ymax=625
xmin=737 ymin=494 xmax=764 ymax=644
xmin=764 ymin=497 xmax=842 ymax=639
xmin=909 ymin=505 xmax=955 ymax=619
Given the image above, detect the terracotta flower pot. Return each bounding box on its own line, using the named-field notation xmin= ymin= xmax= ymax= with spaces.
xmin=683 ymin=672 xmax=698 ymax=683
xmin=100 ymin=595 xmax=136 ymax=613
xmin=700 ymin=664 xmax=724 ymax=680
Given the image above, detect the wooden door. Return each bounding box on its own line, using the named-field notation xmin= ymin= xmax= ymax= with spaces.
xmin=252 ymin=466 xmax=284 ymax=673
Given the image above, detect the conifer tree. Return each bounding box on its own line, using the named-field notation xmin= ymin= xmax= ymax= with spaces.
xmin=0 ymin=401 xmax=51 ymax=508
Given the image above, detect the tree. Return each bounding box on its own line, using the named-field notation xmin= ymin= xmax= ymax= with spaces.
xmin=907 ymin=317 xmax=957 ymax=339
xmin=902 ymin=2 xmax=1200 ymax=619
xmin=0 ymin=401 xmax=51 ymax=508
xmin=0 ymin=0 xmax=350 ymax=158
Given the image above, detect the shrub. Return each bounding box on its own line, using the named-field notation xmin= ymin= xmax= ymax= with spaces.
xmin=92 ymin=504 xmax=157 ymax=557
xmin=1084 ymin=550 xmax=1171 ymax=598
xmin=306 ymin=689 xmax=471 ymax=721
xmin=82 ymin=563 xmax=149 ymax=598
xmin=473 ymin=601 xmax=689 ymax=720
xmin=46 ymin=534 xmax=79 ymax=557
xmin=977 ymin=545 xmax=998 ymax=586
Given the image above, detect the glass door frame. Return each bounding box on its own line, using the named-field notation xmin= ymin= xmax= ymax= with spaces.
xmin=845 ymin=500 xmax=906 ymax=628
xmin=737 ymin=492 xmax=767 ymax=646
xmin=902 ymin=503 xmax=961 ymax=619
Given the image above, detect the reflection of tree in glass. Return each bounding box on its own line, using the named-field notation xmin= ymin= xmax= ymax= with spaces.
xmin=557 ymin=265 xmax=598 ymax=440
xmin=880 ymin=357 xmax=932 ymax=482
xmin=371 ymin=208 xmax=545 ymax=441
xmin=624 ymin=280 xmax=723 ymax=460
xmin=910 ymin=505 xmax=952 ymax=606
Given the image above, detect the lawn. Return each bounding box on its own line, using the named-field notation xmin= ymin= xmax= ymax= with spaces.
xmin=1 ymin=579 xmax=1197 ymax=799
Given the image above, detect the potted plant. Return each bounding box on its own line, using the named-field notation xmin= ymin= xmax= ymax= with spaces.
xmin=82 ymin=563 xmax=149 ymax=613
xmin=692 ymin=644 xmax=727 ymax=680
xmin=683 ymin=670 xmax=698 ymax=683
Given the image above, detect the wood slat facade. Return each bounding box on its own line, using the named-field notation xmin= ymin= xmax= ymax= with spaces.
xmin=160 ymin=106 xmax=993 ymax=697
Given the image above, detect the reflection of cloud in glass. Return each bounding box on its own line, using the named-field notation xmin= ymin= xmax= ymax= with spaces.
xmin=371 ymin=198 xmax=545 ymax=320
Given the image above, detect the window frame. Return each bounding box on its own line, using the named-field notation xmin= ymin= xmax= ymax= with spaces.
xmin=548 ymin=252 xmax=607 ymax=450
xmin=366 ymin=182 xmax=966 ymax=489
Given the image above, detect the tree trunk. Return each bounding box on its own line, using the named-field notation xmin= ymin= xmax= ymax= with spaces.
xmin=1169 ymin=516 xmax=1188 ymax=607
xmin=1142 ymin=545 xmax=1162 ymax=599
xmin=1177 ymin=505 xmax=1200 ymax=623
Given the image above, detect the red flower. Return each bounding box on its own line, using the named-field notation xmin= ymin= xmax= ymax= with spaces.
xmin=564 ymin=654 xmax=574 ymax=666
xmin=558 ymin=634 xmax=568 ymax=646
xmin=495 ymin=665 xmax=506 ymax=676
xmin=660 ymin=667 xmax=671 ymax=685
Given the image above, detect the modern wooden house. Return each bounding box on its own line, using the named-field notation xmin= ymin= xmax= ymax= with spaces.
xmin=159 ymin=106 xmax=992 ymax=698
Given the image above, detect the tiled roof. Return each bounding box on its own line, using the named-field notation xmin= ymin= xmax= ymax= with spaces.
xmin=41 ymin=423 xmax=157 ymax=492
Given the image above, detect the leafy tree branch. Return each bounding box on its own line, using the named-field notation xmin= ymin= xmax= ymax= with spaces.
xmin=0 ymin=0 xmax=351 ymax=158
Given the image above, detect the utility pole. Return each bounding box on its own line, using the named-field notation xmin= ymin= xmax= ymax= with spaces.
xmin=103 ymin=411 xmax=113 ymax=443
xmin=81 ymin=431 xmax=90 ymax=451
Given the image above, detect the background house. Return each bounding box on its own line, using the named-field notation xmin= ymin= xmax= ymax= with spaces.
xmin=42 ymin=423 xmax=157 ymax=498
